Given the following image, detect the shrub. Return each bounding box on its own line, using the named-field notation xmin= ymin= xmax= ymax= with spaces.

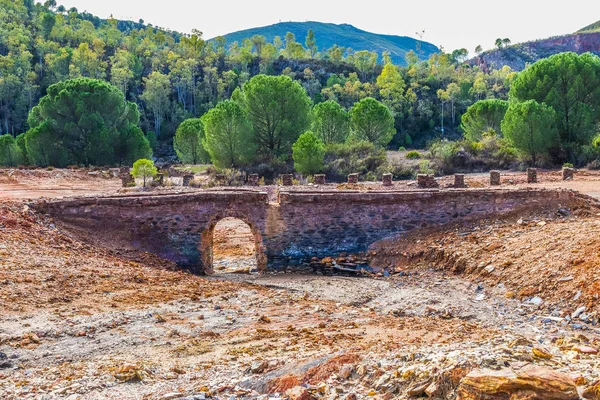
xmin=132 ymin=159 xmax=157 ymax=187
xmin=398 ymin=146 xmax=406 ymax=151
xmin=405 ymin=151 xmax=421 ymax=159
xmin=417 ymin=160 xmax=435 ymax=176
xmin=324 ymin=140 xmax=387 ymax=181
xmin=563 ymin=162 xmax=574 ymax=168
xmin=292 ymin=131 xmax=326 ymax=175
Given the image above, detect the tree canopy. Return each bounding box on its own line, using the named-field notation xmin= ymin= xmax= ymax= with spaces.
xmin=311 ymin=100 xmax=349 ymax=144
xmin=243 ymin=74 xmax=311 ymax=159
xmin=292 ymin=131 xmax=325 ymax=175
xmin=349 ymin=98 xmax=395 ymax=147
xmin=509 ymin=52 xmax=600 ymax=160
xmin=461 ymin=99 xmax=509 ymax=141
xmin=202 ymin=100 xmax=255 ymax=169
xmin=174 ymin=118 xmax=209 ymax=164
xmin=25 ymin=78 xmax=150 ymax=167
xmin=501 ymin=100 xmax=558 ymax=165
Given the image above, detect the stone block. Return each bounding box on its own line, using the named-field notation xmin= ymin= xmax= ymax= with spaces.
xmin=248 ymin=174 xmax=259 ymax=186
xmin=182 ymin=174 xmax=194 ymax=187
xmin=153 ymin=173 xmax=164 ymax=186
xmin=121 ymin=173 xmax=135 ymax=187
xmin=347 ymin=173 xmax=359 ymax=184
xmin=563 ymin=168 xmax=574 ymax=181
xmin=417 ymin=174 xmax=438 ymax=188
xmin=314 ymin=174 xmax=326 ymax=185
xmin=527 ymin=168 xmax=538 ymax=184
xmin=382 ymin=173 xmax=393 ymax=186
xmin=454 ymin=174 xmax=466 ymax=188
xmin=282 ymin=174 xmax=294 ymax=186
xmin=490 ymin=170 xmax=501 ymax=186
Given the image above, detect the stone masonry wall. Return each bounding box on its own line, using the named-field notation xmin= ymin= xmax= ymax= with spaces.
xmin=35 ymin=188 xmax=583 ymax=274
xmin=268 ymin=189 xmax=579 ymax=268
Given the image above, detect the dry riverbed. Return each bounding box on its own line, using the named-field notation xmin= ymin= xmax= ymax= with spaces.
xmin=1 ymin=168 xmax=600 ymax=399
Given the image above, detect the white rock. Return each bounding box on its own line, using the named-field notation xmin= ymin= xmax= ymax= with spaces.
xmin=572 ymin=306 xmax=587 ymax=319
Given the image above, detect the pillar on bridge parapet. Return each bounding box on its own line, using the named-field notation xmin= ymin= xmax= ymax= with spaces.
xmin=562 ymin=168 xmax=574 ymax=181
xmin=282 ymin=174 xmax=294 ymax=186
xmin=490 ymin=170 xmax=501 ymax=186
xmin=348 ymin=173 xmax=359 ymax=184
xmin=121 ymin=173 xmax=135 ymax=187
xmin=382 ymin=173 xmax=393 ymax=187
xmin=454 ymin=174 xmax=466 ymax=188
xmin=182 ymin=174 xmax=194 ymax=187
xmin=314 ymin=174 xmax=326 ymax=185
xmin=527 ymin=168 xmax=538 ymax=184
xmin=248 ymin=174 xmax=259 ymax=186
xmin=417 ymin=174 xmax=438 ymax=188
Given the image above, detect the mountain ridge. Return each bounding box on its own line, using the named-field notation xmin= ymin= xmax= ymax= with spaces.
xmin=208 ymin=21 xmax=439 ymax=65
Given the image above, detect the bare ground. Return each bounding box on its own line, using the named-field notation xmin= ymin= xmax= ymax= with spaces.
xmin=1 ymin=168 xmax=600 ymax=399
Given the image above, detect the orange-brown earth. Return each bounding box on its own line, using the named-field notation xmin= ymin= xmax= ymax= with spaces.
xmin=0 ymin=168 xmax=599 ymax=400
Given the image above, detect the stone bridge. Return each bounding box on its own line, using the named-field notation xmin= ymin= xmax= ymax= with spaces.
xmin=33 ymin=188 xmax=584 ymax=274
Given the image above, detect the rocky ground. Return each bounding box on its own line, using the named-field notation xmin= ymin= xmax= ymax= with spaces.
xmin=1 ymin=169 xmax=600 ymax=399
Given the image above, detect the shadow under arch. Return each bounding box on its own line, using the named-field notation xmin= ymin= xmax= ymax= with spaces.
xmin=199 ymin=211 xmax=267 ymax=275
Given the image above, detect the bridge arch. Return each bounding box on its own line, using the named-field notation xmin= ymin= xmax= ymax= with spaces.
xmin=199 ymin=211 xmax=267 ymax=275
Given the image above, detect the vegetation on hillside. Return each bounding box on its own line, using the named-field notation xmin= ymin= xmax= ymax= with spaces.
xmin=2 ymin=1 xmax=599 ymax=179
xmin=211 ymin=21 xmax=439 ymax=66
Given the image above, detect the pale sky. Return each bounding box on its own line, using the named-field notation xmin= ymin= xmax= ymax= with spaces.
xmin=57 ymin=0 xmax=600 ymax=55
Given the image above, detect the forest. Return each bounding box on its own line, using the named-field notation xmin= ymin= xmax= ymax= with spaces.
xmin=1 ymin=0 xmax=600 ymax=175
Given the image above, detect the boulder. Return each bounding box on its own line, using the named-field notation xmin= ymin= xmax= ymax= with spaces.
xmin=457 ymin=365 xmax=578 ymax=400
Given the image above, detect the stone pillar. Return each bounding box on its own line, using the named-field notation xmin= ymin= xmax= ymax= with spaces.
xmin=248 ymin=174 xmax=259 ymax=186
xmin=417 ymin=174 xmax=438 ymax=188
xmin=382 ymin=173 xmax=393 ymax=187
xmin=121 ymin=173 xmax=135 ymax=187
xmin=153 ymin=173 xmax=164 ymax=186
xmin=562 ymin=168 xmax=574 ymax=181
xmin=314 ymin=174 xmax=326 ymax=185
xmin=182 ymin=174 xmax=194 ymax=187
xmin=527 ymin=168 xmax=537 ymax=184
xmin=348 ymin=173 xmax=359 ymax=184
xmin=490 ymin=170 xmax=501 ymax=186
xmin=454 ymin=174 xmax=465 ymax=188
xmin=282 ymin=174 xmax=293 ymax=186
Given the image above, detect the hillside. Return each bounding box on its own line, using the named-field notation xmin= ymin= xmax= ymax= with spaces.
xmin=472 ymin=31 xmax=600 ymax=71
xmin=210 ymin=21 xmax=439 ymax=65
xmin=578 ymin=19 xmax=600 ymax=33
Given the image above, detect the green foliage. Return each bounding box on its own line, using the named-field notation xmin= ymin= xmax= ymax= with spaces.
xmin=202 ymin=100 xmax=256 ymax=169
xmin=0 ymin=135 xmax=25 ymax=166
xmin=324 ymin=140 xmax=387 ymax=181
xmin=349 ymin=98 xmax=395 ymax=147
xmin=311 ymin=100 xmax=349 ymax=144
xmin=501 ymin=100 xmax=558 ymax=165
xmin=174 ymin=119 xmax=210 ymax=164
xmin=292 ymin=131 xmax=325 ymax=175
xmin=405 ymin=151 xmax=421 ymax=159
xmin=461 ymin=99 xmax=509 ymax=141
xmin=563 ymin=162 xmax=574 ymax=168
xmin=25 ymin=78 xmax=150 ymax=167
xmin=417 ymin=160 xmax=435 ymax=175
xmin=509 ymin=52 xmax=600 ymax=161
xmin=243 ymin=74 xmax=311 ymax=159
xmin=214 ymin=21 xmax=438 ymax=66
xmin=131 ymin=158 xmax=157 ymax=187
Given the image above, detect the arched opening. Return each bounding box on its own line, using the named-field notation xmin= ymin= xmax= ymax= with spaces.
xmin=211 ymin=217 xmax=259 ymax=274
